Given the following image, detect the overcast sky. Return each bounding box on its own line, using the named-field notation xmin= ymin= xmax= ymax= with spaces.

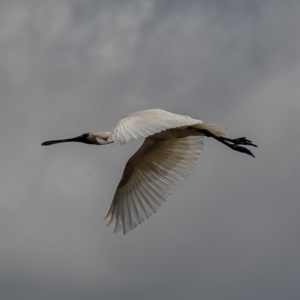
xmin=1 ymin=0 xmax=300 ymax=299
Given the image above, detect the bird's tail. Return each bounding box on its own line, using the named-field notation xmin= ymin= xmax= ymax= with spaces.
xmin=192 ymin=123 xmax=228 ymax=137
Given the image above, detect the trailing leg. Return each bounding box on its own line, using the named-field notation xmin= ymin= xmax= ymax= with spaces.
xmin=198 ymin=129 xmax=257 ymax=158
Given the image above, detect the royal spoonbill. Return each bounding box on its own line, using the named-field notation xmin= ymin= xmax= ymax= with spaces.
xmin=42 ymin=109 xmax=257 ymax=234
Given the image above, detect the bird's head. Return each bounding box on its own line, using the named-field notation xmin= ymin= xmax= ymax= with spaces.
xmin=41 ymin=132 xmax=112 ymax=146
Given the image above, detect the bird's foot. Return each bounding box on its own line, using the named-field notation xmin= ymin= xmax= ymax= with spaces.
xmin=231 ymin=137 xmax=257 ymax=147
xmin=218 ymin=136 xmax=257 ymax=157
xmin=231 ymin=144 xmax=255 ymax=158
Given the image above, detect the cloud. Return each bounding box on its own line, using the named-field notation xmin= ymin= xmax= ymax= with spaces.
xmin=1 ymin=0 xmax=300 ymax=299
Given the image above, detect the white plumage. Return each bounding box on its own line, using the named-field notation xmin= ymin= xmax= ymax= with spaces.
xmin=42 ymin=109 xmax=256 ymax=234
xmin=109 ymin=109 xmax=227 ymax=144
xmin=105 ymin=135 xmax=203 ymax=233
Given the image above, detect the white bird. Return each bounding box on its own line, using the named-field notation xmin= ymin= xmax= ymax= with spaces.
xmin=42 ymin=109 xmax=256 ymax=234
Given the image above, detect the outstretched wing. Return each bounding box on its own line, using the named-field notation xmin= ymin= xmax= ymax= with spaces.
xmin=108 ymin=109 xmax=202 ymax=144
xmin=104 ymin=135 xmax=204 ymax=234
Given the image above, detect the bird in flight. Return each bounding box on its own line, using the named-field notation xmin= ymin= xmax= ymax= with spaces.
xmin=42 ymin=109 xmax=257 ymax=234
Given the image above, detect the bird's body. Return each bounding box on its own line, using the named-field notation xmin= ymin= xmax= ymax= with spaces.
xmin=42 ymin=109 xmax=256 ymax=234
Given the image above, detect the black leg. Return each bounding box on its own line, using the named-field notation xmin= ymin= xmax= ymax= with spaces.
xmin=221 ymin=136 xmax=257 ymax=147
xmin=199 ymin=129 xmax=257 ymax=158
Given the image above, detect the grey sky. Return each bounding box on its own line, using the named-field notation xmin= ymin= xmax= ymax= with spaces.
xmin=1 ymin=0 xmax=300 ymax=299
